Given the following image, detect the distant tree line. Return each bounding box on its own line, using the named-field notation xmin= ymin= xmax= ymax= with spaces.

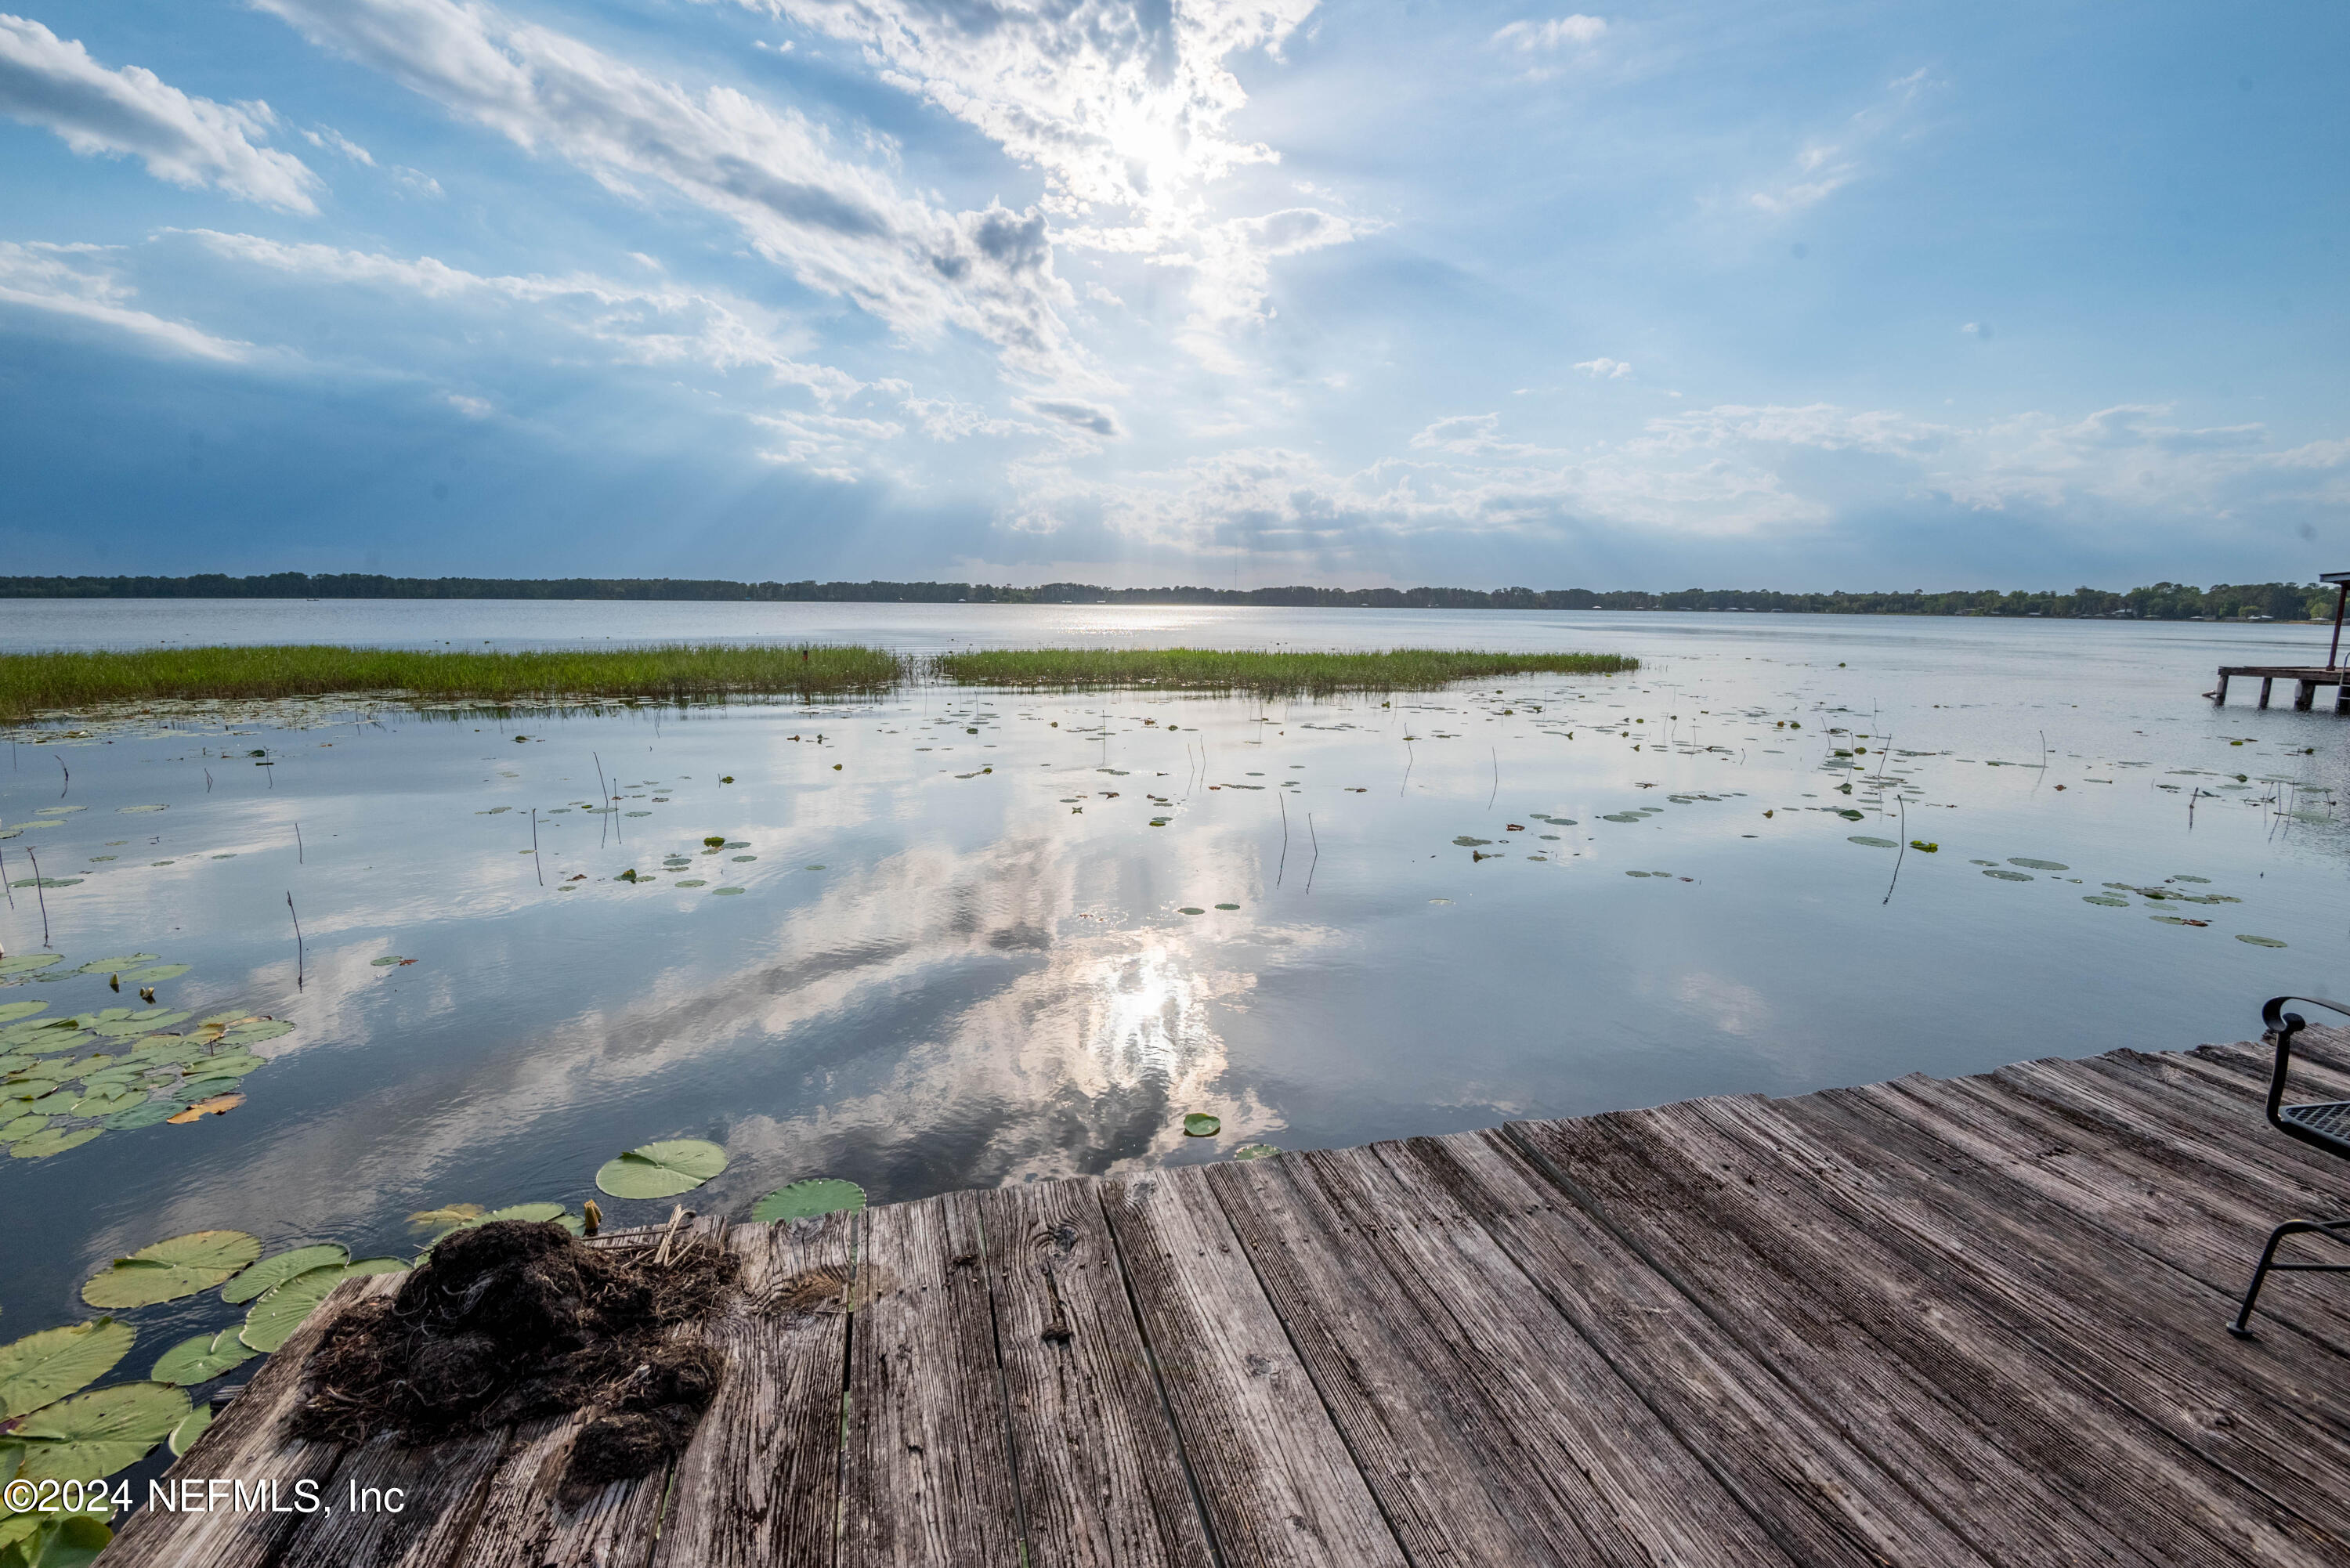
xmin=0 ymin=574 xmax=2334 ymax=620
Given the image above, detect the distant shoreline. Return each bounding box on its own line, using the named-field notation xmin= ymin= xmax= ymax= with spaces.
xmin=0 ymin=575 xmax=2330 ymax=623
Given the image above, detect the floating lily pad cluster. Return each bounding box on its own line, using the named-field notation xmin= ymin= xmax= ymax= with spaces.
xmin=1 ymin=956 xmax=296 ymax=1160
xmin=2 ymin=1227 xmax=416 ymax=1541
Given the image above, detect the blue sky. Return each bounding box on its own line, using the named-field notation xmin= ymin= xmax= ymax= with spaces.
xmin=1 ymin=0 xmax=2343 ymax=589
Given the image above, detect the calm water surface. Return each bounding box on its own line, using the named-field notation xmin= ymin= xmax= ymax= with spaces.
xmin=5 ymin=602 xmax=2348 ymax=1372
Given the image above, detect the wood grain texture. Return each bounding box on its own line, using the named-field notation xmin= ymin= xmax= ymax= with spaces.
xmin=273 ymin=1429 xmax=508 ymax=1568
xmin=99 ymin=1273 xmax=396 ymax=1568
xmin=1405 ymin=1129 xmax=1993 ymax=1568
xmin=974 ymin=1180 xmax=1214 ymax=1568
xmin=1649 ymin=1093 xmax=2343 ymax=1567
xmin=1099 ymin=1169 xmax=1407 ymax=1568
xmin=1203 ymin=1150 xmax=1572 ymax=1566
xmin=652 ymin=1211 xmax=858 ymax=1568
xmin=1504 ymin=1106 xmax=2158 ymax=1567
xmin=841 ymin=1190 xmax=1025 ymax=1568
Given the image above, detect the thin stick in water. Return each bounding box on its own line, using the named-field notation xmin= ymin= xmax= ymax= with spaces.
xmin=593 ymin=750 xmax=611 ymax=846
xmin=532 ymin=808 xmax=543 ymax=886
xmin=295 ymin=822 xmax=304 ymax=865
xmin=26 ymin=847 xmax=49 ymax=948
xmin=1882 ymin=797 xmax=1908 ymax=905
xmin=56 ymin=754 xmax=67 ymax=794
xmin=1489 ymin=746 xmax=1499 ymax=810
xmin=287 ymin=892 xmax=304 ymax=988
xmin=1305 ymin=811 xmax=1320 ymax=892
xmin=1276 ymin=789 xmax=1289 ymax=887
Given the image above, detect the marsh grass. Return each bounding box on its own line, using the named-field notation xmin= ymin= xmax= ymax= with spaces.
xmin=0 ymin=643 xmax=904 ymax=719
xmin=929 ymin=646 xmax=1639 ymax=695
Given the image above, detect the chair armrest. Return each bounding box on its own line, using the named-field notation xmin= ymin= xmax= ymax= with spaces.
xmin=2258 ymin=995 xmax=2350 ymax=1128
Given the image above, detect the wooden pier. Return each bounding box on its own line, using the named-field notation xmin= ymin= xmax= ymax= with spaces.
xmin=107 ymin=1029 xmax=2350 ymax=1567
xmin=2214 ymin=665 xmax=2350 ymax=710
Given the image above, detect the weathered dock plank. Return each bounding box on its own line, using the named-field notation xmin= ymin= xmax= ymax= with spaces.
xmin=1100 ymin=1169 xmax=1409 ymax=1568
xmin=974 ymin=1181 xmax=1214 ymax=1568
xmin=119 ymin=1039 xmax=2350 ymax=1568
xmin=652 ymin=1211 xmax=857 ymax=1568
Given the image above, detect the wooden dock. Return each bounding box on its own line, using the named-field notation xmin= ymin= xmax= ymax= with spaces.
xmin=107 ymin=1029 xmax=2350 ymax=1567
xmin=2213 ymin=665 xmax=2350 ymax=710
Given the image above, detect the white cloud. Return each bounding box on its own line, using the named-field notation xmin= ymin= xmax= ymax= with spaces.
xmin=0 ymin=14 xmax=322 ymax=211
xmin=728 ymin=0 xmax=1317 ymax=233
xmin=1960 ymin=320 xmax=1990 ymax=339
xmin=255 ymin=0 xmax=1099 ymax=392
xmin=1572 ymin=356 xmax=1632 ymax=379
xmin=301 ymin=125 xmax=374 ymax=165
xmin=0 ymin=240 xmax=250 ymax=359
xmin=1748 ymin=67 xmax=1932 ymax=216
xmin=443 ymin=391 xmax=491 ymax=417
xmin=1491 ymin=16 xmax=1607 ymax=52
xmin=389 ymin=164 xmax=443 ymax=197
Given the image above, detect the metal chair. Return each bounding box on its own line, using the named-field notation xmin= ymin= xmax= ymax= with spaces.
xmin=2229 ymin=995 xmax=2350 ymax=1337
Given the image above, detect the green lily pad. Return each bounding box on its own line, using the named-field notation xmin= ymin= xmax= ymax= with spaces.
xmin=220 ymin=1021 xmax=292 ymax=1045
xmin=674 ymin=880 xmax=708 ymax=887
xmin=1177 ymin=906 xmax=1206 ymax=915
xmin=2151 ymin=915 xmax=2196 ymax=926
xmin=0 ymin=1319 xmax=134 ymax=1418
xmin=0 ymin=1114 xmax=49 ymax=1141
xmin=168 ymin=1403 xmax=212 ymax=1458
xmin=1215 ymin=903 xmax=1240 ymax=910
xmin=1231 ymin=1143 xmax=1279 ymax=1161
xmin=710 ymin=887 xmax=745 ymax=896
xmin=119 ymin=965 xmax=189 ymax=984
xmin=750 ymin=1179 xmax=866 ymax=1223
xmin=75 ymin=956 xmax=157 ymax=975
xmin=9 ymin=1382 xmax=190 ymax=1480
xmin=239 ymin=1265 xmax=360 ymax=1353
xmin=595 ymin=1139 xmax=728 ymax=1199
xmin=69 ymin=1089 xmax=140 ymax=1118
xmin=0 ymin=1003 xmax=45 ymax=1024
xmin=2083 ymin=895 xmax=2129 ymax=907
xmin=173 ymin=1078 xmax=245 ymax=1103
xmin=81 ymin=1230 xmax=262 ymax=1309
xmin=92 ymin=1013 xmax=189 ymax=1039
xmin=150 ymin=1329 xmax=258 ymax=1386
xmin=103 ymin=1101 xmax=176 ymax=1131
xmin=0 ymin=1516 xmax=112 ymax=1566
xmin=119 ymin=805 xmax=169 ymax=815
xmin=1182 ymin=1112 xmax=1221 ymax=1137
xmin=2174 ymin=874 xmax=2211 ymax=883
xmin=222 ymin=1243 xmax=350 ymax=1304
xmin=0 ymin=956 xmax=63 ymax=977
xmin=1983 ymin=869 xmax=2034 ymax=882
xmin=2008 ymin=858 xmax=2069 ymax=871
xmin=369 ymin=957 xmax=407 ymax=967
xmin=10 ymin=878 xmax=82 ymax=889
xmin=1452 ymin=836 xmax=1492 ymax=846
xmin=9 ymin=1128 xmax=101 ymax=1159
xmin=1847 ymin=836 xmax=1898 ymax=848
xmin=2236 ymin=934 xmax=2289 ymax=948
xmin=195 ymin=1052 xmax=268 ymax=1078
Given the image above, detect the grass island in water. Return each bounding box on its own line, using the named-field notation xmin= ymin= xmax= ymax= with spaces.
xmin=0 ymin=643 xmax=906 ymax=720
xmin=0 ymin=644 xmax=1636 ymax=718
xmin=930 ymin=647 xmax=1638 ymax=695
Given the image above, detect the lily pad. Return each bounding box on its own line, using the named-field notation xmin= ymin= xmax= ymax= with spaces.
xmin=1847 ymin=836 xmax=1898 ymax=848
xmin=1182 ymin=1112 xmax=1221 ymax=1137
xmin=76 ymin=956 xmax=157 ymax=975
xmin=168 ymin=1403 xmax=212 ymax=1458
xmin=674 ymin=880 xmax=708 ymax=887
xmin=369 ymin=956 xmax=407 ymax=967
xmin=222 ymin=1243 xmax=350 ymax=1304
xmin=240 ymin=1265 xmax=362 ymax=1353
xmin=9 ymin=1128 xmax=101 ymax=1159
xmin=750 ymin=1179 xmax=866 ymax=1223
xmin=0 ymin=956 xmax=63 ymax=977
xmin=9 ymin=1382 xmax=190 ymax=1480
xmin=2174 ymin=874 xmax=2211 ymax=884
xmin=1982 ymin=869 xmax=2034 ymax=882
xmin=119 ymin=805 xmax=169 ymax=815
xmin=1231 ymin=1143 xmax=1279 ymax=1161
xmin=102 ymin=1101 xmax=176 ymax=1131
xmin=150 ymin=1329 xmax=258 ymax=1386
xmin=118 ymin=964 xmax=189 ymax=985
xmin=1177 ymin=906 xmax=1205 ymax=915
xmin=2008 ymin=858 xmax=2069 ymax=871
xmin=2083 ymin=895 xmax=2130 ymax=907
xmin=0 ymin=1319 xmax=134 ymax=1418
xmin=81 ymin=1230 xmax=262 ymax=1308
xmin=221 ymin=1021 xmax=292 ymax=1045
xmin=0 ymin=1115 xmax=49 ymax=1142
xmin=0 ymin=1003 xmax=45 ymax=1024
xmin=1452 ymin=836 xmax=1492 ymax=847
xmin=1214 ymin=903 xmax=1240 ymax=910
xmin=2236 ymin=934 xmax=2289 ymax=948
xmin=595 ymin=1138 xmax=728 ymax=1199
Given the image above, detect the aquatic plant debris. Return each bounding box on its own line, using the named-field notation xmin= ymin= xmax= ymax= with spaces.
xmin=288 ymin=1219 xmax=736 ymax=1501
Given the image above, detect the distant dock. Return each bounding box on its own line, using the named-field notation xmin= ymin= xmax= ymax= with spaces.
xmin=2214 ymin=665 xmax=2350 ymax=710
xmin=109 ymin=1029 xmax=2350 ymax=1566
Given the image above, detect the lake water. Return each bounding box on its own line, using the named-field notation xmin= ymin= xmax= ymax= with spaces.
xmin=5 ymin=601 xmax=2347 ymax=1397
